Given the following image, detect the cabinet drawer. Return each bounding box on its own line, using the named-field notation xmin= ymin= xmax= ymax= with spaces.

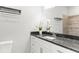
xmin=50 ymin=43 xmax=76 ymax=53
xmin=40 ymin=39 xmax=76 ymax=53
xmin=55 ymin=46 xmax=76 ymax=53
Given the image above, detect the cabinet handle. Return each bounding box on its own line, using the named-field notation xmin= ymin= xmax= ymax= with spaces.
xmin=40 ymin=47 xmax=43 ymax=53
xmin=56 ymin=50 xmax=63 ymax=53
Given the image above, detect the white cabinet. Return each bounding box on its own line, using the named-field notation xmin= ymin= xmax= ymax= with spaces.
xmin=30 ymin=36 xmax=40 ymax=53
xmin=31 ymin=36 xmax=76 ymax=53
xmin=40 ymin=39 xmax=76 ymax=53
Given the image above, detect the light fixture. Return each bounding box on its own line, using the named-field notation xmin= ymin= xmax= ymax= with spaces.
xmin=44 ymin=6 xmax=55 ymax=9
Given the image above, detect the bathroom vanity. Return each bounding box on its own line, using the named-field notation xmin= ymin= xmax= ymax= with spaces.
xmin=30 ymin=31 xmax=79 ymax=53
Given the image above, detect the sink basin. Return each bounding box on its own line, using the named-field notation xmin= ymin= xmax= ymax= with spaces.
xmin=42 ymin=36 xmax=56 ymax=40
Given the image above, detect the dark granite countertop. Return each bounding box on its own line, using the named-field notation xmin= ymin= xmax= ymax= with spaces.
xmin=31 ymin=31 xmax=79 ymax=53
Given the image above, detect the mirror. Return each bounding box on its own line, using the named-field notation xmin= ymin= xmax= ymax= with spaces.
xmin=44 ymin=6 xmax=79 ymax=36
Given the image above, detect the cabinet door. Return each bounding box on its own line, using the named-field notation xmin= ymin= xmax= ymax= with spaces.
xmin=48 ymin=43 xmax=76 ymax=53
xmin=31 ymin=36 xmax=40 ymax=53
xmin=40 ymin=39 xmax=58 ymax=53
xmin=31 ymin=43 xmax=40 ymax=53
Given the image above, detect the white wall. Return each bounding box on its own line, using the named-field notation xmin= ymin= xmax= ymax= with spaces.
xmin=0 ymin=6 xmax=70 ymax=53
xmin=68 ymin=6 xmax=79 ymax=16
xmin=0 ymin=6 xmax=43 ymax=53
xmin=44 ymin=6 xmax=68 ymax=33
xmin=45 ymin=6 xmax=79 ymax=33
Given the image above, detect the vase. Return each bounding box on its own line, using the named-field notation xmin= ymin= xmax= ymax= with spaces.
xmin=39 ymin=30 xmax=42 ymax=36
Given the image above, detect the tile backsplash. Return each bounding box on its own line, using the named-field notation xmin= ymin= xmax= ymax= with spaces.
xmin=63 ymin=15 xmax=79 ymax=36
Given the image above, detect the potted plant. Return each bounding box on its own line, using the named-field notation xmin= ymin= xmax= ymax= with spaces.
xmin=36 ymin=22 xmax=43 ymax=36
